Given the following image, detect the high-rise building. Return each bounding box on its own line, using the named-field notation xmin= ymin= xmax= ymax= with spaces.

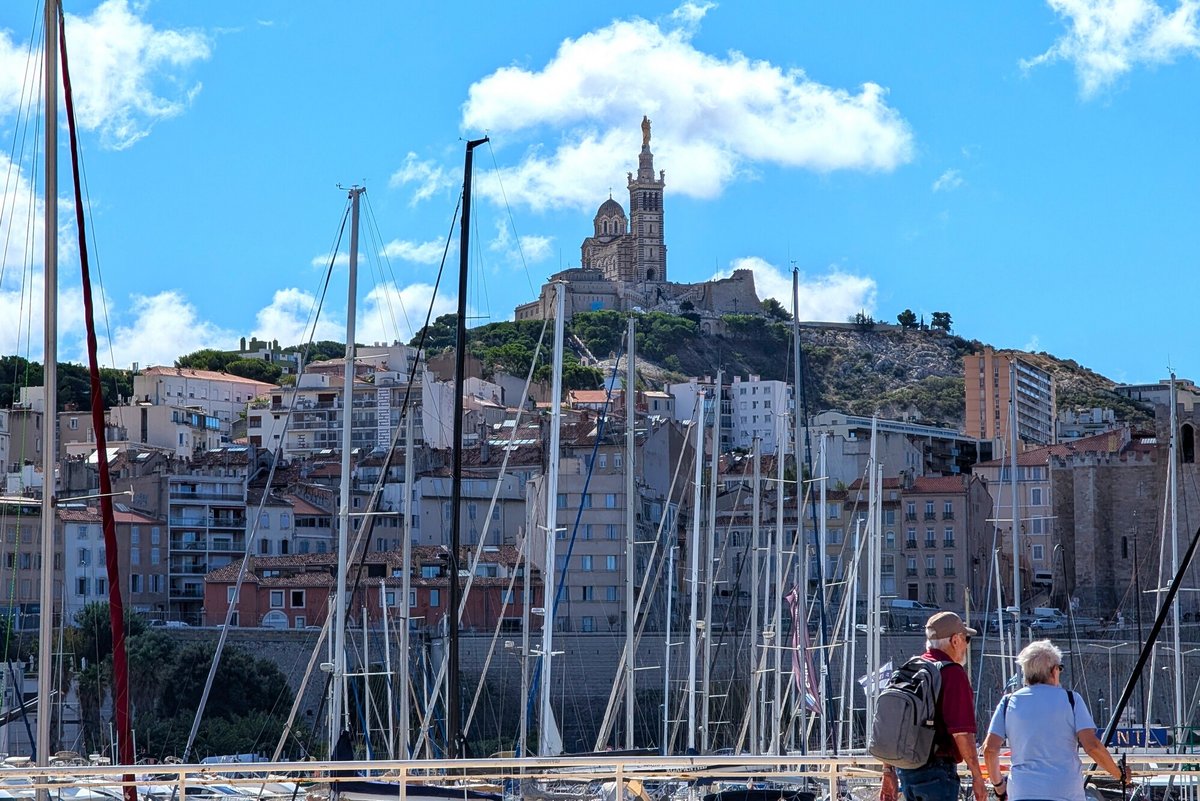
xmin=964 ymin=347 xmax=1056 ymax=447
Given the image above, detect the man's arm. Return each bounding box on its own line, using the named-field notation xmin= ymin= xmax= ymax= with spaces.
xmin=952 ymin=732 xmax=987 ymax=801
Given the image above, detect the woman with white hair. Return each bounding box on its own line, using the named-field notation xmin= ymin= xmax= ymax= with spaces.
xmin=982 ymin=640 xmax=1129 ymax=801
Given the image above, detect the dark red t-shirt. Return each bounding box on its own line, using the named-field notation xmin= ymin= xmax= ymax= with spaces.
xmin=924 ymin=648 xmax=976 ymax=762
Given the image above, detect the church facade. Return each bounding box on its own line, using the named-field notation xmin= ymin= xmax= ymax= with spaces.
xmin=514 ymin=118 xmax=761 ymax=328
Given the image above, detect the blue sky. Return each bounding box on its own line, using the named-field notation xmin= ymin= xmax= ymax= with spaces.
xmin=0 ymin=0 xmax=1198 ymax=387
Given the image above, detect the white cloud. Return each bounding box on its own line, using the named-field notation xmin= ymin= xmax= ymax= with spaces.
xmin=671 ymin=1 xmax=716 ymax=28
xmin=1024 ymin=334 xmax=1042 ymax=351
xmin=254 ymin=282 xmax=460 ymax=350
xmin=359 ymin=282 xmax=458 ymax=345
xmin=1025 ymin=0 xmax=1200 ymax=97
xmin=95 ymin=290 xmax=236 ymax=368
xmin=462 ymin=8 xmax=913 ymax=210
xmin=714 ymin=257 xmax=877 ymax=322
xmin=0 ymin=1 xmax=210 ymax=149
xmin=312 ymin=252 xmax=350 ymax=269
xmin=380 ymin=238 xmax=451 ymax=265
xmin=389 ymin=152 xmax=454 ymax=205
xmin=252 ymin=288 xmax=343 ymax=348
xmin=488 ymin=221 xmax=554 ymax=267
xmin=49 ymin=0 xmax=209 ymax=149
xmin=932 ymin=168 xmax=964 ymax=192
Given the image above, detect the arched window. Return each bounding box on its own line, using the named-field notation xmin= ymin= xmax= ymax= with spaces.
xmin=1183 ymin=423 xmax=1195 ymax=464
xmin=262 ymin=610 xmax=288 ymax=629
xmin=603 ymin=221 xmax=609 ymax=234
xmin=646 ymin=269 xmax=655 ymax=281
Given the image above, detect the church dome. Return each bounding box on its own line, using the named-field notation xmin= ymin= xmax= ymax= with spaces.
xmin=595 ymin=197 xmax=625 ymax=220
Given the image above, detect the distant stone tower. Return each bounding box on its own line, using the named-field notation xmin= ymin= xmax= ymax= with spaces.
xmin=628 ymin=115 xmax=666 ymax=283
xmin=580 ymin=116 xmax=667 ymax=285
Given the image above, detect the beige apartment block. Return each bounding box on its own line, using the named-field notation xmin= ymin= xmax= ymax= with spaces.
xmin=964 ymin=347 xmax=1056 ymax=447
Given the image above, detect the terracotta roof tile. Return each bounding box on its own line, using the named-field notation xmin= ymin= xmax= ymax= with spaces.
xmin=140 ymin=366 xmax=276 ymax=388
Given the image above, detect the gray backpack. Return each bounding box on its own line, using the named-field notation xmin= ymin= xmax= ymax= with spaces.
xmin=868 ymin=656 xmax=951 ymax=769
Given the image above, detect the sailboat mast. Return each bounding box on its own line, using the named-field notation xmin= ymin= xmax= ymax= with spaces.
xmin=380 ymin=579 xmax=395 ymax=759
xmin=686 ymin=395 xmax=705 ymax=751
xmin=538 ymin=281 xmax=566 ymax=756
xmin=702 ymin=370 xmax=720 ymax=750
xmin=1008 ymin=362 xmax=1021 ymax=656
xmin=332 ymin=186 xmax=364 ymax=747
xmin=1168 ymin=373 xmax=1183 ymax=744
xmin=662 ymin=543 xmax=676 ymax=755
xmin=864 ymin=420 xmax=878 ymax=734
xmin=400 ymin=411 xmax=414 ymax=756
xmin=624 ymin=317 xmax=637 ymax=749
xmin=790 ymin=268 xmax=809 ymax=750
xmin=749 ymin=437 xmax=761 ymax=755
xmin=36 ymin=0 xmax=59 ymax=769
xmin=770 ymin=411 xmax=785 ymax=754
xmin=448 ymin=136 xmax=488 ymax=759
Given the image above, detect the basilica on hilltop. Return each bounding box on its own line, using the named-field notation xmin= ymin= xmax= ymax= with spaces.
xmin=513 ymin=117 xmax=761 ymax=330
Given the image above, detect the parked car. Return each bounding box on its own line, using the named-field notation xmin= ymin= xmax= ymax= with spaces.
xmin=1030 ymin=617 xmax=1067 ymax=633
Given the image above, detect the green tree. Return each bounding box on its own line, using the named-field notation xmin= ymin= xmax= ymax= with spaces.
xmin=570 ymin=310 xmax=626 ymax=357
xmin=637 ymin=312 xmax=700 ymax=362
xmin=897 ymin=309 xmax=918 ymax=329
xmin=225 ymin=359 xmax=283 ymax=383
xmin=563 ymin=362 xmax=603 ymax=391
xmin=176 ymin=349 xmax=237 ymax=372
xmin=157 ymin=642 xmax=293 ymax=720
xmin=930 ymin=311 xmax=953 ymax=332
xmin=761 ymin=297 xmax=791 ymax=322
xmin=126 ymin=630 xmax=179 ymax=713
xmin=280 ymin=340 xmax=347 ymax=363
xmin=409 ymin=314 xmax=458 ymax=351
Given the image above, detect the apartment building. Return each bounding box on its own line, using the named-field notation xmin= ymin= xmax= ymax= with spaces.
xmin=246 ymin=373 xmax=381 ymax=458
xmin=204 ymin=546 xmax=539 ymax=631
xmin=809 ymin=411 xmax=983 ymax=486
xmin=133 ymin=367 xmax=274 ymax=431
xmin=108 ymin=403 xmax=224 ymax=457
xmin=58 ymin=505 xmax=168 ymax=621
xmin=727 ymin=374 xmax=791 ymax=454
xmin=1114 ymin=378 xmax=1200 ymax=414
xmin=964 ymin=347 xmax=1056 ymax=447
xmin=667 ymin=376 xmax=733 ymax=452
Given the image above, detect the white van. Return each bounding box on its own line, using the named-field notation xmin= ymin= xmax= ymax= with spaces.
xmin=888 ymin=599 xmax=940 ymax=611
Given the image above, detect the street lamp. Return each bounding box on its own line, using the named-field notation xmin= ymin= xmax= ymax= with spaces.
xmin=1087 ymin=642 xmax=1128 ymax=725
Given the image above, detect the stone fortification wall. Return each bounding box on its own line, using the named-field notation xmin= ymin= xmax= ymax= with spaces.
xmin=170 ymin=627 xmax=1200 ymax=753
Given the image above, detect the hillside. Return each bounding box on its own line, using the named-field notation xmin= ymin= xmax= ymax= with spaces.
xmin=562 ymin=312 xmax=1152 ymax=430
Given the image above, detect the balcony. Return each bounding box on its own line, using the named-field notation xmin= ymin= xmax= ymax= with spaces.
xmin=924 ymin=539 xmax=936 ymax=549
xmin=942 ymin=511 xmax=955 ymax=520
xmin=944 ymin=539 xmax=956 ymax=549
xmin=905 ymin=568 xmax=918 ymax=577
xmin=170 ymin=538 xmax=205 ymax=551
xmin=944 ymin=568 xmax=956 ymax=576
xmin=209 ymin=516 xmax=247 ymax=529
xmin=923 ymin=512 xmax=937 ymax=521
xmin=905 ymin=539 xmax=917 ymax=550
xmin=169 ymin=585 xmax=204 ymax=600
xmin=905 ymin=513 xmax=917 ymax=522
xmin=169 ymin=490 xmax=244 ymax=502
xmin=925 ymin=568 xmax=937 ymax=576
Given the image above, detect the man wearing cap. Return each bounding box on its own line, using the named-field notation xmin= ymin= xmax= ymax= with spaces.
xmin=881 ymin=611 xmax=987 ymax=801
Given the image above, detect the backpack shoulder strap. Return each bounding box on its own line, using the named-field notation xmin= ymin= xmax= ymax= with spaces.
xmin=1065 ymin=688 xmax=1076 ymax=709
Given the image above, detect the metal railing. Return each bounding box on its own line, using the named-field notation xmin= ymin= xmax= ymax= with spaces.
xmin=0 ymin=752 xmax=1190 ymax=801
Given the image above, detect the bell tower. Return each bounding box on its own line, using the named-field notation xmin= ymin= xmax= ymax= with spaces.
xmin=627 ymin=116 xmax=666 ymax=283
